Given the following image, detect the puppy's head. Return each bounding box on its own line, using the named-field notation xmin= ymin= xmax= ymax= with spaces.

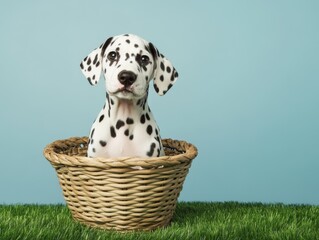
xmin=80 ymin=34 xmax=178 ymax=100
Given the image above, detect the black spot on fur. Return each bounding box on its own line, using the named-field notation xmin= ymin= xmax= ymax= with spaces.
xmin=99 ymin=114 xmax=105 ymax=122
xmin=146 ymin=113 xmax=150 ymax=121
xmin=125 ymin=53 xmax=129 ymax=61
xmin=126 ymin=39 xmax=130 ymax=44
xmin=124 ymin=129 xmax=129 ymax=136
xmin=106 ymin=94 xmax=111 ymax=116
xmin=116 ymin=120 xmax=125 ymax=129
xmin=101 ymin=37 xmax=113 ymax=57
xmin=80 ymin=62 xmax=84 ymax=69
xmin=160 ymin=75 xmax=164 ymax=81
xmin=144 ymin=44 xmax=150 ymax=53
xmin=99 ymin=140 xmax=107 ymax=147
xmin=146 ymin=125 xmax=153 ymax=135
xmin=126 ymin=118 xmax=134 ymax=124
xmin=147 ymin=143 xmax=156 ymax=157
xmin=88 ymin=66 xmax=92 ymax=72
xmin=154 ymin=83 xmax=159 ymax=93
xmin=87 ymin=58 xmax=91 ymax=65
xmin=135 ymin=54 xmax=141 ymax=65
xmin=110 ymin=126 xmax=116 ymax=138
xmin=91 ymin=128 xmax=95 ymax=138
xmin=160 ymin=62 xmax=165 ymax=71
xmin=171 ymin=69 xmax=178 ymax=81
xmin=134 ymin=44 xmax=139 ymax=48
xmin=148 ymin=42 xmax=158 ymax=68
xmin=170 ymin=69 xmax=178 ymax=81
xmin=92 ymin=148 xmax=96 ymax=153
xmin=140 ymin=114 xmax=146 ymax=124
xmin=129 ymin=135 xmax=134 ymax=140
xmin=166 ymin=66 xmax=171 ymax=73
xmin=93 ymin=54 xmax=98 ymax=65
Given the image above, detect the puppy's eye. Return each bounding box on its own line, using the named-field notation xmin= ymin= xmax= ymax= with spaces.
xmin=107 ymin=51 xmax=117 ymax=60
xmin=141 ymin=55 xmax=150 ymax=65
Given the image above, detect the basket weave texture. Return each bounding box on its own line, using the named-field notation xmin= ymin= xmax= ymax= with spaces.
xmin=43 ymin=137 xmax=198 ymax=231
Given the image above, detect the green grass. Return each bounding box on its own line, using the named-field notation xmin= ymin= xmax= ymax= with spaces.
xmin=0 ymin=202 xmax=318 ymax=240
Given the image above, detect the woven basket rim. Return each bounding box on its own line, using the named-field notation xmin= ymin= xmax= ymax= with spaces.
xmin=43 ymin=137 xmax=198 ymax=169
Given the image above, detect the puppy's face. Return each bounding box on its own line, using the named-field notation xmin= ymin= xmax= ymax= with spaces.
xmin=80 ymin=34 xmax=178 ymax=98
xmin=102 ymin=35 xmax=155 ymax=100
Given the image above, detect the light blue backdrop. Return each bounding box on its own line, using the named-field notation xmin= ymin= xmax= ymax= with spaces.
xmin=1 ymin=1 xmax=318 ymax=205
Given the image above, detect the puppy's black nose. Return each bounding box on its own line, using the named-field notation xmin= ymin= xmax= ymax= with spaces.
xmin=118 ymin=70 xmax=137 ymax=86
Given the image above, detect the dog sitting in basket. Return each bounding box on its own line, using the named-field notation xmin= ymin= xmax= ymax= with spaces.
xmin=80 ymin=34 xmax=178 ymax=158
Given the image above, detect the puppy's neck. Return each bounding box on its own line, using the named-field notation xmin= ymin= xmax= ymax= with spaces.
xmin=106 ymin=94 xmax=149 ymax=120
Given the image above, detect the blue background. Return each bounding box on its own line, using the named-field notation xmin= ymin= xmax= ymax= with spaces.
xmin=1 ymin=1 xmax=318 ymax=205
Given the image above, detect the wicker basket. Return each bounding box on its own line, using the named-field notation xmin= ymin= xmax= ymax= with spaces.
xmin=43 ymin=137 xmax=198 ymax=231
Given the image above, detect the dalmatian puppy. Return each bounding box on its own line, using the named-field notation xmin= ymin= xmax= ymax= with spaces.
xmin=80 ymin=34 xmax=178 ymax=158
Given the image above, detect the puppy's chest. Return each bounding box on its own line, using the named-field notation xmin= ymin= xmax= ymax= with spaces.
xmin=106 ymin=127 xmax=144 ymax=157
xmin=92 ymin=109 xmax=158 ymax=157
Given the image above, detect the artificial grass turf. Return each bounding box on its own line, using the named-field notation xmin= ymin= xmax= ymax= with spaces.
xmin=0 ymin=202 xmax=318 ymax=240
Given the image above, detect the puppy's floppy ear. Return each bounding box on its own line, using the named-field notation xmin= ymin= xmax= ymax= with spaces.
xmin=149 ymin=42 xmax=178 ymax=96
xmin=80 ymin=37 xmax=113 ymax=86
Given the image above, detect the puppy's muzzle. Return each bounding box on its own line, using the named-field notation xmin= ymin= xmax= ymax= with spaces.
xmin=118 ymin=70 xmax=137 ymax=87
